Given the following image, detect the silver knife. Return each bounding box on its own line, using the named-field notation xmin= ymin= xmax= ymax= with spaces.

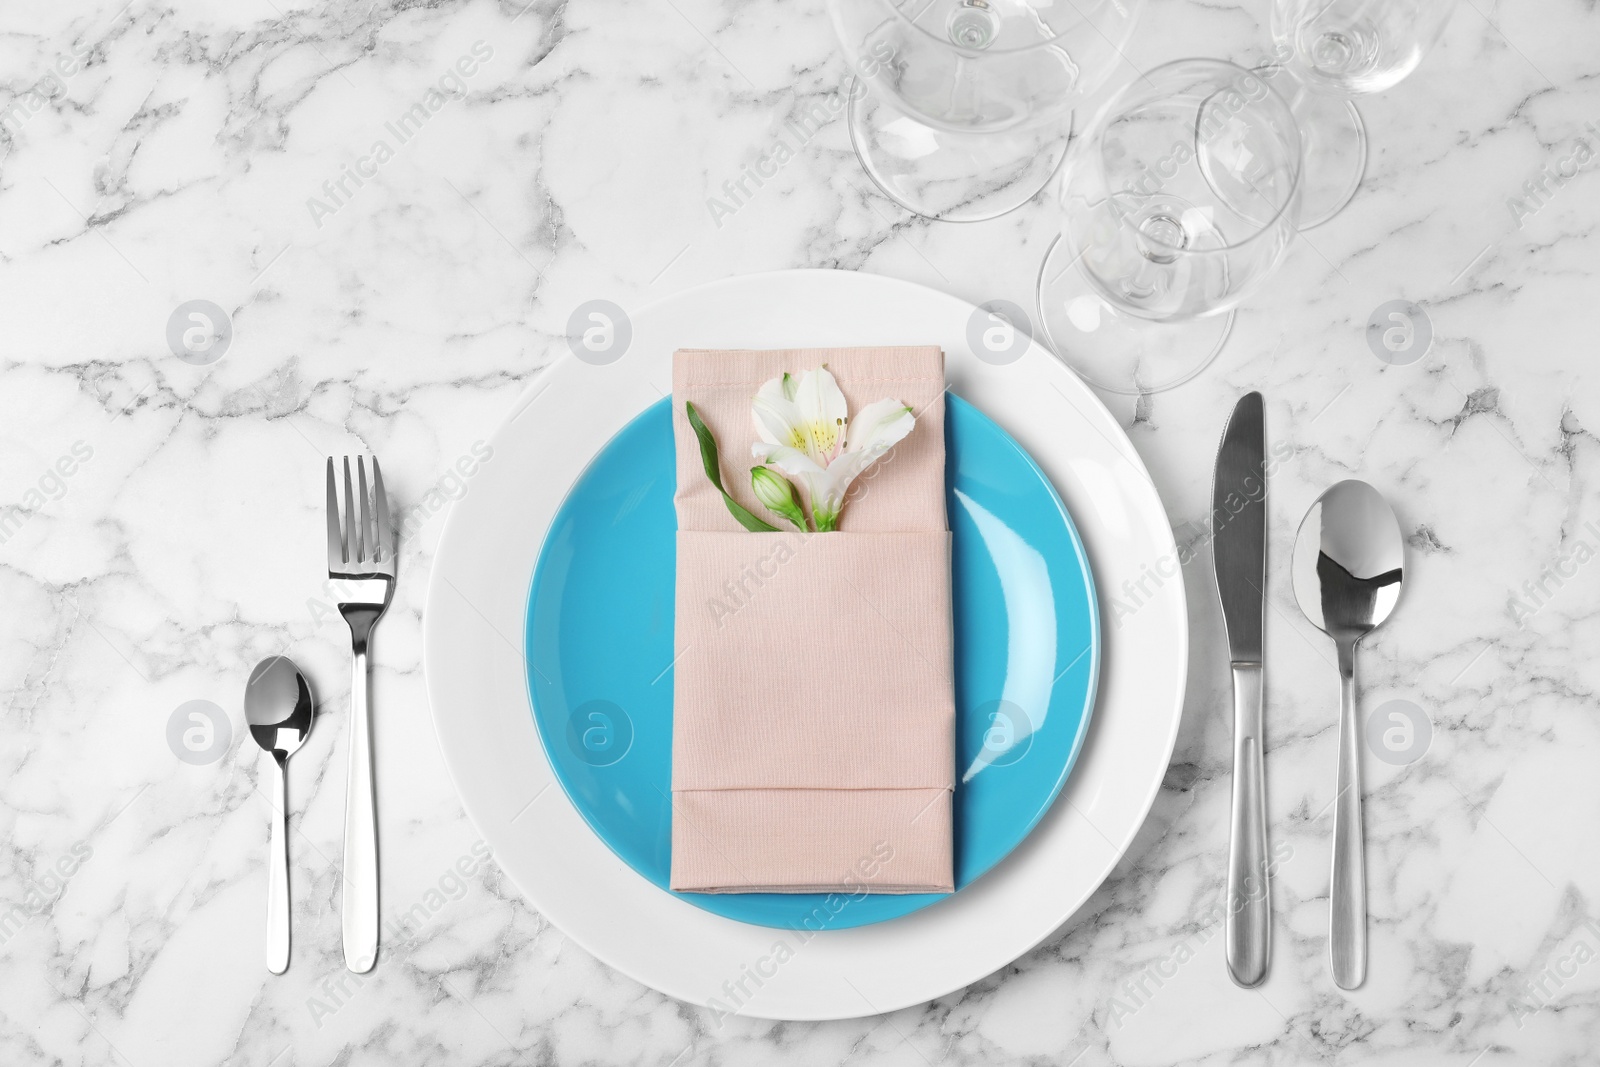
xmin=1212 ymin=391 xmax=1269 ymax=988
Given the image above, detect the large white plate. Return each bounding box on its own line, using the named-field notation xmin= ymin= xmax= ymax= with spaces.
xmin=422 ymin=269 xmax=1187 ymax=1021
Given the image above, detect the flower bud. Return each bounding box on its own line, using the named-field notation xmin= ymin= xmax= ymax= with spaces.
xmin=750 ymin=466 xmax=807 ymax=531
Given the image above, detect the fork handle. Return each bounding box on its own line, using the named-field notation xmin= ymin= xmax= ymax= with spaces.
xmin=343 ymin=641 xmax=378 ymax=973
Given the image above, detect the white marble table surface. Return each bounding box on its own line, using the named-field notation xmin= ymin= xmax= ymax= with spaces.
xmin=3 ymin=0 xmax=1597 ymax=1063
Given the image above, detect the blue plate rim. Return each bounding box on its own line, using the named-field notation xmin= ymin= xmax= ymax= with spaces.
xmin=952 ymin=399 xmax=1101 ymax=888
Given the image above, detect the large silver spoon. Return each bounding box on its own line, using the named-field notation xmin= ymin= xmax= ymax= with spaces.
xmin=1292 ymin=480 xmax=1403 ymax=990
xmin=245 ymin=656 xmax=316 ymax=975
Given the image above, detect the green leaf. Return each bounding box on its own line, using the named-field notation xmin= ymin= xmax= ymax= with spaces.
xmin=685 ymin=402 xmax=779 ymax=532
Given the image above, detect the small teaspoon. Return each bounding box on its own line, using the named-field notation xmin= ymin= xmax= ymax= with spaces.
xmin=1291 ymin=480 xmax=1404 ymax=990
xmin=245 ymin=656 xmax=316 ymax=975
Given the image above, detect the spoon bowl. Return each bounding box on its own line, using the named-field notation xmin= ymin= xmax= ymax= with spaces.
xmin=1292 ymin=480 xmax=1404 ymax=640
xmin=1291 ymin=478 xmax=1403 ymax=992
xmin=246 ymin=656 xmax=315 ymax=762
xmin=245 ymin=656 xmax=316 ymax=974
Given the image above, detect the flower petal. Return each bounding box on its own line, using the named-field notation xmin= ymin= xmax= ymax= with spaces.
xmin=845 ymin=398 xmax=915 ymax=456
xmin=751 ymin=442 xmax=825 ymax=477
xmin=805 ymin=464 xmax=854 ymax=531
xmin=752 ymin=375 xmax=806 ymax=450
xmin=811 ymin=448 xmax=882 ymax=525
xmin=795 ymin=367 xmax=848 ymax=463
xmin=812 ymin=401 xmax=914 ymax=529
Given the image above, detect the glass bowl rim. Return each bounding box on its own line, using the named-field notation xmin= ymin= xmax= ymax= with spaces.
xmin=1062 ymin=57 xmax=1306 ymax=256
xmin=836 ymin=0 xmax=1146 ymax=59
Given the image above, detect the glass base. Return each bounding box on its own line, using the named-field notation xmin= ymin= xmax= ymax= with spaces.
xmin=846 ymin=79 xmax=1072 ymax=223
xmin=1272 ymin=73 xmax=1366 ymax=228
xmin=1035 ymin=235 xmax=1234 ymax=395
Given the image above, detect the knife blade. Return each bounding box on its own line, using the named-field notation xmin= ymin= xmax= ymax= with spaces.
xmin=1214 ymin=392 xmax=1266 ymax=664
xmin=1212 ymin=391 xmax=1269 ymax=988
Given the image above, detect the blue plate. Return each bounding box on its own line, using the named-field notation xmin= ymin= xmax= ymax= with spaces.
xmin=526 ymin=395 xmax=1098 ymax=929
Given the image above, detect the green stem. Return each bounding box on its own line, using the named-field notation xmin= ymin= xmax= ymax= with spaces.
xmin=685 ymin=402 xmax=779 ymax=532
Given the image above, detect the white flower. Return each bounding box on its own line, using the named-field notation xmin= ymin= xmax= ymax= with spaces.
xmin=750 ymin=367 xmax=915 ymax=532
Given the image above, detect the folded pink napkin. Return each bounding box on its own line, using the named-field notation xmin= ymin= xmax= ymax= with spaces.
xmin=669 ymin=347 xmax=955 ymax=894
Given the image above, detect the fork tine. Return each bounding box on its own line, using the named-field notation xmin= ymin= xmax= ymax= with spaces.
xmin=343 ymin=457 xmax=359 ymax=565
xmin=325 ymin=457 xmax=344 ymax=567
xmin=357 ymin=457 xmax=372 ymax=565
xmin=372 ymin=457 xmax=392 ymax=565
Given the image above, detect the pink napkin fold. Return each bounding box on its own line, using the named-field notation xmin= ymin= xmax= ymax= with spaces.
xmin=669 ymin=346 xmax=955 ymax=895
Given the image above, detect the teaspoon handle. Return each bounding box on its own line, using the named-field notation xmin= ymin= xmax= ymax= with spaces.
xmin=1226 ymin=663 xmax=1270 ymax=987
xmin=267 ymin=757 xmax=290 ymax=975
xmin=1330 ymin=641 xmax=1366 ymax=989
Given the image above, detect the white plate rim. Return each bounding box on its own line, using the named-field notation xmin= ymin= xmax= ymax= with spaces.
xmin=421 ymin=268 xmax=1187 ymax=1021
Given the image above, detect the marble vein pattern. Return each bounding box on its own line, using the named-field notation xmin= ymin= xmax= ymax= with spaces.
xmin=0 ymin=0 xmax=1597 ymax=1064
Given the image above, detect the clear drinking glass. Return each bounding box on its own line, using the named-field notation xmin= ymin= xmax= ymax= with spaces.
xmin=1036 ymin=59 xmax=1303 ymax=394
xmin=828 ymin=0 xmax=1143 ymax=223
xmin=1268 ymin=0 xmax=1458 ymax=225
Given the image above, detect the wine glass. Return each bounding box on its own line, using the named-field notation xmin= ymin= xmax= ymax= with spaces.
xmin=1268 ymin=0 xmax=1458 ymax=226
xmin=828 ymin=0 xmax=1143 ymax=223
xmin=1036 ymin=59 xmax=1304 ymax=394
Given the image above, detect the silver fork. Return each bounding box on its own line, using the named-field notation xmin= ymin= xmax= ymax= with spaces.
xmin=325 ymin=456 xmax=395 ymax=974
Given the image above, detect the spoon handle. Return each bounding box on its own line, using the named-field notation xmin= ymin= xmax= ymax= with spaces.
xmin=1330 ymin=640 xmax=1367 ymax=989
xmin=267 ymin=757 xmax=290 ymax=974
xmin=1225 ymin=663 xmax=1270 ymax=987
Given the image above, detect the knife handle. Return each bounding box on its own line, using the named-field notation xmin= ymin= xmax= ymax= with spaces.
xmin=1226 ymin=663 xmax=1270 ymax=988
